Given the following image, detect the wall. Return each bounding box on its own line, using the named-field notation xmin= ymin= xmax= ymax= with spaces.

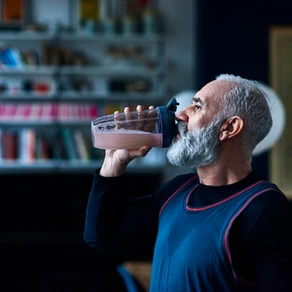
xmin=196 ymin=0 xmax=292 ymax=180
xmin=158 ymin=0 xmax=196 ymax=96
xmin=157 ymin=0 xmax=197 ymax=181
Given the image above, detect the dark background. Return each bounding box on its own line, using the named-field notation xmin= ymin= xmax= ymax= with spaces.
xmin=0 ymin=172 xmax=160 ymax=291
xmin=1 ymin=0 xmax=292 ymax=290
xmin=196 ymin=0 xmax=292 ymax=181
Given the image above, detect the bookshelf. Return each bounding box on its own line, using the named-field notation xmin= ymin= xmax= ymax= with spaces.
xmin=0 ymin=30 xmax=168 ymax=173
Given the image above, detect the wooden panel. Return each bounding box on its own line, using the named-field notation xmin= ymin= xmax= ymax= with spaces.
xmin=270 ymin=26 xmax=292 ymax=198
xmin=124 ymin=261 xmax=152 ymax=291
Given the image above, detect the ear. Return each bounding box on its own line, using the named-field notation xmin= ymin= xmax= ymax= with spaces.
xmin=219 ymin=116 xmax=244 ymax=141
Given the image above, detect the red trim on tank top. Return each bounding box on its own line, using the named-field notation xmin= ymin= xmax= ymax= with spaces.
xmin=159 ymin=175 xmax=198 ymax=218
xmin=185 ymin=180 xmax=265 ymax=211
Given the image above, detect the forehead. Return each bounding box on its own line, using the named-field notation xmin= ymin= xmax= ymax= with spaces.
xmin=195 ymin=80 xmax=231 ymax=106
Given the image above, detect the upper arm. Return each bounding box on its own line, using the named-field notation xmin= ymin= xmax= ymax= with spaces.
xmin=249 ymin=193 xmax=292 ymax=290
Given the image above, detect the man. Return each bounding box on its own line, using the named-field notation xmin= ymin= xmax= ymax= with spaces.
xmin=84 ymin=74 xmax=292 ymax=291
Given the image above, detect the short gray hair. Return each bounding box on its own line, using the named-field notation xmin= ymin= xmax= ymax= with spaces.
xmin=215 ymin=74 xmax=273 ymax=156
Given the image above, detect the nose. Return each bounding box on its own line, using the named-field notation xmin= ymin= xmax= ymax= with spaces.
xmin=175 ymin=106 xmax=191 ymax=122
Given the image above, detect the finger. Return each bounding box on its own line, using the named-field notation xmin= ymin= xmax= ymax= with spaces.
xmin=114 ymin=110 xmax=122 ymax=129
xmin=124 ymin=107 xmax=131 ymax=116
xmin=144 ymin=105 xmax=157 ymax=132
xmin=136 ymin=105 xmax=144 ymax=112
xmin=140 ymin=145 xmax=152 ymax=156
xmin=123 ymin=107 xmax=133 ymax=129
xmin=136 ymin=105 xmax=147 ymax=131
xmin=129 ymin=145 xmax=152 ymax=158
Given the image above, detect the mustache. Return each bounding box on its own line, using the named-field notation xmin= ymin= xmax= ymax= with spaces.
xmin=177 ymin=121 xmax=187 ymax=134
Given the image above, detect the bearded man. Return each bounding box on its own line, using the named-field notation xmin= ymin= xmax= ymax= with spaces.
xmin=84 ymin=74 xmax=292 ymax=292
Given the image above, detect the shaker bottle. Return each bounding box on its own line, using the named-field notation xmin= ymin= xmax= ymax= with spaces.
xmin=91 ymin=98 xmax=179 ymax=150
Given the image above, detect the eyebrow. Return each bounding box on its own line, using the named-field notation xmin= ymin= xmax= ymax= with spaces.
xmin=192 ymin=97 xmax=202 ymax=104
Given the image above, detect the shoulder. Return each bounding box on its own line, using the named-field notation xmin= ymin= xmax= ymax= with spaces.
xmin=247 ymin=185 xmax=290 ymax=214
xmin=241 ymin=186 xmax=292 ymax=231
xmin=243 ymin=188 xmax=292 ymax=264
xmin=231 ymin=183 xmax=292 ymax=236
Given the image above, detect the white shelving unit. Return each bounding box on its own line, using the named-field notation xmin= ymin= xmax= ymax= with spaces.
xmin=0 ymin=30 xmax=168 ymax=173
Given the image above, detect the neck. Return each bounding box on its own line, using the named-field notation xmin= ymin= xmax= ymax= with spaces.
xmin=196 ymin=159 xmax=252 ymax=186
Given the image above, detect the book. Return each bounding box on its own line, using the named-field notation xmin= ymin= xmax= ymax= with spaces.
xmin=61 ymin=127 xmax=78 ymax=160
xmin=80 ymin=0 xmax=100 ymax=22
xmin=2 ymin=130 xmax=18 ymax=160
xmin=73 ymin=129 xmax=90 ymax=162
xmin=9 ymin=47 xmax=24 ymax=67
xmin=2 ymin=0 xmax=24 ymax=24
xmin=18 ymin=128 xmax=36 ymax=163
xmin=46 ymin=130 xmax=64 ymax=160
xmin=0 ymin=129 xmax=3 ymax=161
xmin=35 ymin=131 xmax=50 ymax=161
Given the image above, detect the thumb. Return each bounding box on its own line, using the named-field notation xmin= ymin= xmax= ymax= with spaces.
xmin=130 ymin=145 xmax=152 ymax=158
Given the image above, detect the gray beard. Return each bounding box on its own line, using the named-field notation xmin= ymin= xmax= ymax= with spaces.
xmin=166 ymin=119 xmax=222 ymax=168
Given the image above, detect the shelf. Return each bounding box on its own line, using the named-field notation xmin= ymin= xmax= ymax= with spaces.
xmin=0 ymin=31 xmax=164 ymax=43
xmin=0 ymin=121 xmax=91 ymax=127
xmin=0 ymin=159 xmax=165 ymax=174
xmin=0 ymin=31 xmax=56 ymax=41
xmin=0 ymin=94 xmax=56 ymax=101
xmin=61 ymin=33 xmax=164 ymax=43
xmin=60 ymin=66 xmax=163 ymax=76
xmin=0 ymin=65 xmax=164 ymax=76
xmin=0 ymin=29 xmax=167 ymax=172
xmin=0 ymin=66 xmax=56 ymax=75
xmin=0 ymin=159 xmax=101 ymax=174
xmin=0 ymin=92 xmax=166 ymax=102
xmin=58 ymin=92 xmax=166 ymax=102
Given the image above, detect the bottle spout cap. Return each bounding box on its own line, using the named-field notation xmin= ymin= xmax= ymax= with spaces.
xmin=156 ymin=97 xmax=179 ymax=148
xmin=166 ymin=97 xmax=179 ymax=112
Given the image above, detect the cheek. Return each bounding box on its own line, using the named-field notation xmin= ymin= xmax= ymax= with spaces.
xmin=187 ymin=115 xmax=208 ymax=131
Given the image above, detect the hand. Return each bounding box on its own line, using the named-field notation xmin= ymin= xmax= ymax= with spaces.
xmin=114 ymin=105 xmax=157 ymax=133
xmin=100 ymin=104 xmax=154 ymax=177
xmin=100 ymin=146 xmax=152 ymax=177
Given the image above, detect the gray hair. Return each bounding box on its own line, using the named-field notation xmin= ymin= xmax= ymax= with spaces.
xmin=215 ymin=74 xmax=273 ymax=157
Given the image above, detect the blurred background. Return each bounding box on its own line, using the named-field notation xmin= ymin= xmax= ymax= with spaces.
xmin=0 ymin=0 xmax=291 ymax=291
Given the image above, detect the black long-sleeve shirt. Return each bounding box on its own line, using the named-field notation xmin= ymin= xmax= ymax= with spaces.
xmin=84 ymin=170 xmax=292 ymax=291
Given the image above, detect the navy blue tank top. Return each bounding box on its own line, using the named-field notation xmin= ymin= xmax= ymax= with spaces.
xmin=149 ymin=175 xmax=283 ymax=292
